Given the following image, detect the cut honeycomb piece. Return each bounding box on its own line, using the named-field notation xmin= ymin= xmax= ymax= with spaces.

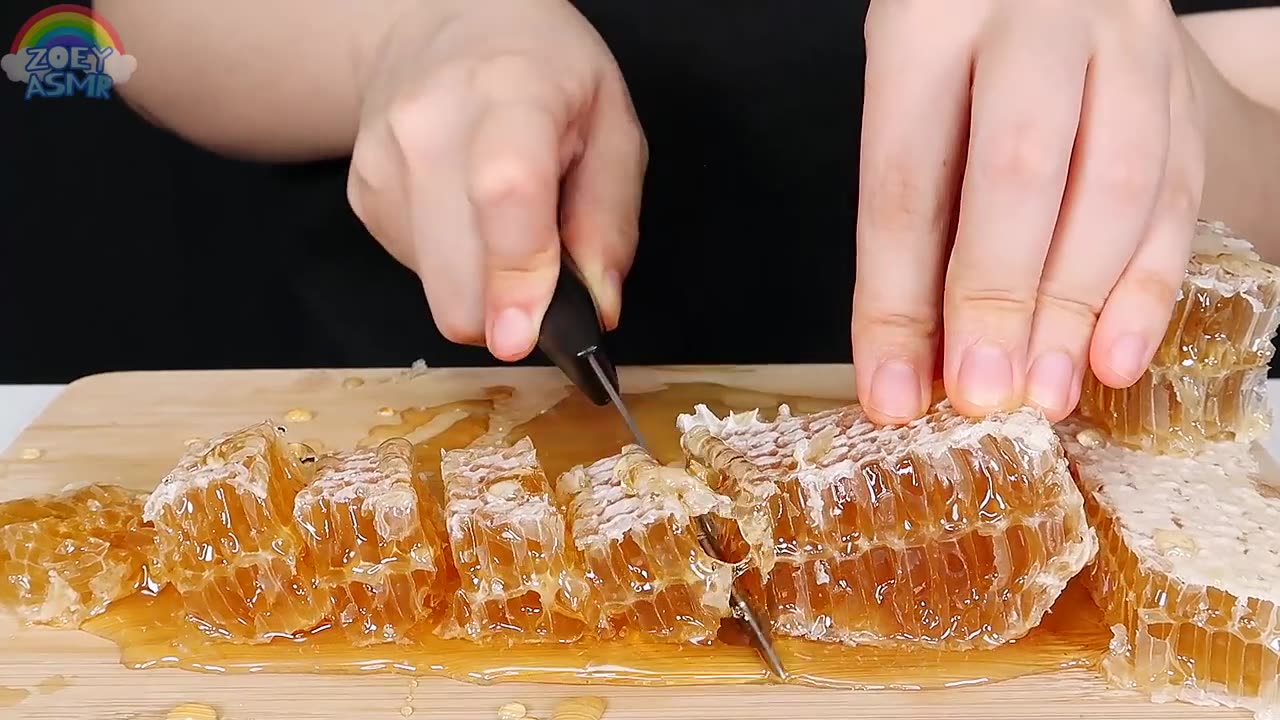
xmin=1079 ymin=364 xmax=1270 ymax=455
xmin=1157 ymin=220 xmax=1280 ymax=370
xmin=0 ymin=484 xmax=155 ymax=626
xmin=556 ymin=444 xmax=735 ymax=645
xmin=143 ymin=421 xmax=323 ymax=641
xmin=438 ymin=437 xmax=592 ymax=644
xmin=677 ymin=401 xmax=1098 ymax=650
xmin=293 ymin=438 xmax=452 ymax=646
xmin=1058 ymin=420 xmax=1280 ymax=719
xmin=682 ymin=427 xmax=781 ymax=580
xmin=1078 ymin=220 xmax=1280 ymax=452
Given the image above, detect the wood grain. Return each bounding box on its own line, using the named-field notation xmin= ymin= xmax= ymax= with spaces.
xmin=0 ymin=366 xmax=1247 ymax=720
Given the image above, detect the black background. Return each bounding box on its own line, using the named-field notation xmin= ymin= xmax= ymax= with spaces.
xmin=2 ymin=0 xmax=1277 ymax=383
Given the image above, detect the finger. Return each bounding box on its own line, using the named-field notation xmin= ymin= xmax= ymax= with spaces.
xmin=467 ymin=101 xmax=565 ymax=361
xmin=1090 ymin=59 xmax=1203 ymax=389
xmin=348 ymin=123 xmax=414 ymax=269
xmin=852 ymin=6 xmax=975 ymax=425
xmin=943 ymin=16 xmax=1090 ymax=416
xmin=1024 ymin=45 xmax=1171 ymax=420
xmin=392 ymin=90 xmax=488 ymax=345
xmin=559 ymin=73 xmax=647 ymax=330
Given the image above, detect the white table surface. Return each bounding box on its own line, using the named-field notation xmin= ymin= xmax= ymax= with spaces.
xmin=4 ymin=381 xmax=1280 ymax=456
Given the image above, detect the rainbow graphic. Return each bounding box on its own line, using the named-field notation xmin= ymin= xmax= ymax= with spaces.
xmin=10 ymin=4 xmax=125 ymax=56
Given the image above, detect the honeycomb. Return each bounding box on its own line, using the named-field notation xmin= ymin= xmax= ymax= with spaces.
xmin=438 ymin=437 xmax=593 ymax=643
xmin=0 ymin=484 xmax=155 ymax=626
xmin=556 ymin=444 xmax=736 ymax=645
xmin=143 ymin=422 xmax=325 ymax=641
xmin=1059 ymin=420 xmax=1280 ymax=719
xmin=293 ymin=438 xmax=452 ymax=645
xmin=1079 ymin=220 xmax=1280 ymax=452
xmin=1158 ymin=221 xmax=1280 ymax=369
xmin=677 ymin=401 xmax=1099 ymax=650
xmin=1079 ymin=364 xmax=1270 ymax=455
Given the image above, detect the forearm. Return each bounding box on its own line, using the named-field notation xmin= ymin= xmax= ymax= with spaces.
xmin=1198 ymin=90 xmax=1280 ymax=258
xmin=95 ymin=0 xmax=414 ymax=161
xmin=1181 ymin=18 xmax=1280 ymax=260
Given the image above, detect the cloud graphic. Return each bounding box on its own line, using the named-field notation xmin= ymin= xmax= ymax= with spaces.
xmin=1 ymin=52 xmax=30 ymax=83
xmin=102 ymin=53 xmax=137 ymax=84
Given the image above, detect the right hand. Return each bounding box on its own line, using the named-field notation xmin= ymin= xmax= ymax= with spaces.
xmin=347 ymin=0 xmax=647 ymax=361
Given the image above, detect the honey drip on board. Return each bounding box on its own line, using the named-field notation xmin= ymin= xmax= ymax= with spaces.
xmin=14 ymin=383 xmax=1111 ymax=689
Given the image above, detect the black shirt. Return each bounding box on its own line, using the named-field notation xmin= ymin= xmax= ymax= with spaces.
xmin=3 ymin=0 xmax=1276 ymax=381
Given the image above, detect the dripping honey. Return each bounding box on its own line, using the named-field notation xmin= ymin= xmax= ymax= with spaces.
xmin=17 ymin=382 xmax=1112 ymax=689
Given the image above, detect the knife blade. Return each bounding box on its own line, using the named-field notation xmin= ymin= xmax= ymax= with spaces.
xmin=537 ymin=255 xmax=786 ymax=679
xmin=585 ymin=352 xmax=787 ymax=680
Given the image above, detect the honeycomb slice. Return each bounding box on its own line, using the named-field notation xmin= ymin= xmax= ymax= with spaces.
xmin=143 ymin=422 xmax=323 ymax=641
xmin=1058 ymin=420 xmax=1280 ymax=719
xmin=293 ymin=438 xmax=452 ymax=645
xmin=0 ymin=484 xmax=155 ymax=626
xmin=1079 ymin=364 xmax=1269 ymax=455
xmin=556 ymin=444 xmax=736 ymax=645
xmin=1159 ymin=220 xmax=1280 ymax=370
xmin=677 ymin=401 xmax=1098 ymax=650
xmin=438 ymin=437 xmax=592 ymax=643
xmin=1079 ymin=220 xmax=1280 ymax=452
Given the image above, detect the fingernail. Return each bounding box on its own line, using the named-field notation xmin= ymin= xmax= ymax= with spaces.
xmin=487 ymin=307 xmax=534 ymax=360
xmin=868 ymin=360 xmax=922 ymax=421
xmin=1107 ymin=333 xmax=1151 ymax=382
xmin=957 ymin=341 xmax=1014 ymax=410
xmin=1026 ymin=351 xmax=1075 ymax=413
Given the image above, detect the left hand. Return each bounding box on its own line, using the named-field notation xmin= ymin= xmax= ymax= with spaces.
xmin=853 ymin=0 xmax=1205 ymax=424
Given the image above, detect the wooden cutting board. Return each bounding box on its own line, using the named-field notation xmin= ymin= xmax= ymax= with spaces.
xmin=0 ymin=366 xmax=1247 ymax=720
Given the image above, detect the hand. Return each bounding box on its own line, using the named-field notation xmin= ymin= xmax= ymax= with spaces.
xmin=347 ymin=0 xmax=647 ymax=360
xmin=853 ymin=0 xmax=1204 ymax=423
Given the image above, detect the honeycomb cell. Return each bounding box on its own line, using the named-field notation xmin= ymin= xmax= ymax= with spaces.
xmin=438 ymin=437 xmax=593 ymax=643
xmin=293 ymin=438 xmax=452 ymax=645
xmin=556 ymin=444 xmax=736 ymax=645
xmin=1059 ymin=420 xmax=1280 ymax=719
xmin=142 ymin=422 xmax=323 ymax=641
xmin=677 ymin=401 xmax=1098 ymax=650
xmin=1078 ymin=220 xmax=1280 ymax=452
xmin=0 ymin=484 xmax=155 ymax=626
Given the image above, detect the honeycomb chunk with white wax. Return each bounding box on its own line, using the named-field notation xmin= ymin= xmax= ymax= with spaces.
xmin=293 ymin=438 xmax=452 ymax=645
xmin=143 ymin=422 xmax=323 ymax=641
xmin=1078 ymin=220 xmax=1280 ymax=453
xmin=678 ymin=401 xmax=1098 ymax=650
xmin=557 ymin=444 xmax=737 ymax=645
xmin=438 ymin=437 xmax=592 ymax=643
xmin=1059 ymin=420 xmax=1280 ymax=719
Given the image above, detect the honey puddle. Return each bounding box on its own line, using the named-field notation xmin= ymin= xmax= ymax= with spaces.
xmin=70 ymin=382 xmax=1110 ymax=689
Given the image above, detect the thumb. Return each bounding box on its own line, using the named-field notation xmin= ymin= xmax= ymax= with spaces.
xmin=468 ymin=101 xmax=564 ymax=362
xmin=559 ymin=74 xmax=647 ymax=330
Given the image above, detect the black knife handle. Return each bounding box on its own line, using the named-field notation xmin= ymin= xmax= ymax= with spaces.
xmin=536 ymin=254 xmax=619 ymax=406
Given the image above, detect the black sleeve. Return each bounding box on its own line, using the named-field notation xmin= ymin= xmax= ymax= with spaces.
xmin=1173 ymin=0 xmax=1280 ymax=13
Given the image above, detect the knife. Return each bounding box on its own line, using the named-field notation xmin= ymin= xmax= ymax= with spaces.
xmin=536 ymin=254 xmax=787 ymax=680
